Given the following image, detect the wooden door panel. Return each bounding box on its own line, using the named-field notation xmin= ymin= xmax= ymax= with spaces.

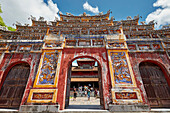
xmin=0 ymin=99 xmax=9 ymax=106
xmin=0 ymin=63 xmax=30 ymax=109
xmin=12 ymin=99 xmax=20 ymax=106
xmin=0 ymin=87 xmax=9 ymax=98
xmin=7 ymin=87 xmax=16 ymax=98
xmin=14 ymin=86 xmax=24 ymax=98
xmin=140 ymin=62 xmax=170 ymax=108
xmin=148 ymin=99 xmax=159 ymax=106
xmin=161 ymin=100 xmax=170 ymax=106
xmin=145 ymin=85 xmax=156 ymax=98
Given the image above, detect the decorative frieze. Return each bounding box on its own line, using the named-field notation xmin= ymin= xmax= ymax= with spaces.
xmin=111 ymin=89 xmax=143 ymax=104
xmin=110 ymin=52 xmax=132 ymax=84
xmin=115 ymin=92 xmax=137 ymax=99
xmin=33 ymin=50 xmax=62 ymax=87
xmin=27 ymin=89 xmax=58 ymax=103
xmin=38 ymin=52 xmax=59 ymax=85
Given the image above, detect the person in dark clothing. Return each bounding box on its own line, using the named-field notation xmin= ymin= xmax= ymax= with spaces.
xmin=73 ymin=88 xmax=77 ymax=101
xmin=94 ymin=89 xmax=98 ymax=99
xmin=87 ymin=87 xmax=91 ymax=101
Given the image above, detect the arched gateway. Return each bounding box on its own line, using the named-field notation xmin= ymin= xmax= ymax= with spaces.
xmin=57 ymin=48 xmax=110 ymax=109
xmin=0 ymin=11 xmax=169 ymax=112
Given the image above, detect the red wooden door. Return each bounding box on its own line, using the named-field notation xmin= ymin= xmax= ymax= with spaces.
xmin=0 ymin=63 xmax=30 ymax=108
xmin=139 ymin=62 xmax=170 ymax=108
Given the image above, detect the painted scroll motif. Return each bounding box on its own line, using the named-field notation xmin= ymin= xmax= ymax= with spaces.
xmin=110 ymin=52 xmax=132 ymax=84
xmin=115 ymin=92 xmax=137 ymax=99
xmin=38 ymin=52 xmax=59 ymax=85
xmin=32 ymin=93 xmax=53 ymax=100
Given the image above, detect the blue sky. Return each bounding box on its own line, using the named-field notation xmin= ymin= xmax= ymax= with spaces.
xmin=43 ymin=0 xmax=156 ymax=22
xmin=1 ymin=0 xmax=170 ymax=28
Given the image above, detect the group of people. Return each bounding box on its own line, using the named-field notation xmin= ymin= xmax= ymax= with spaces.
xmin=73 ymin=85 xmax=99 ymax=101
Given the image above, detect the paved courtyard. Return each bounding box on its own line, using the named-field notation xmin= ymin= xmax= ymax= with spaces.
xmin=67 ymin=97 xmax=101 ymax=109
xmin=69 ymin=97 xmax=100 ymax=105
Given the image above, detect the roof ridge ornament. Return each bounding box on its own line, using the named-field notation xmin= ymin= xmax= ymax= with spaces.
xmin=28 ymin=15 xmax=36 ymax=21
xmin=38 ymin=16 xmax=45 ymax=21
xmin=58 ymin=11 xmax=63 ymax=15
xmin=140 ymin=21 xmax=146 ymax=25
xmin=133 ymin=15 xmax=142 ymax=20
xmin=66 ymin=12 xmax=73 ymax=16
xmin=24 ymin=23 xmax=29 ymax=26
xmin=148 ymin=20 xmax=155 ymax=25
xmin=162 ymin=24 xmax=170 ymax=29
xmin=127 ymin=16 xmax=132 ymax=20
xmin=54 ymin=16 xmax=59 ymax=22
xmin=16 ymin=21 xmax=22 ymax=26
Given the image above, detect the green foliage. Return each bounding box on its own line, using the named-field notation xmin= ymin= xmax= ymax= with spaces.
xmin=0 ymin=4 xmax=16 ymax=31
xmin=0 ymin=16 xmax=6 ymax=26
xmin=0 ymin=4 xmax=2 ymax=13
xmin=7 ymin=26 xmax=16 ymax=31
xmin=0 ymin=4 xmax=5 ymax=26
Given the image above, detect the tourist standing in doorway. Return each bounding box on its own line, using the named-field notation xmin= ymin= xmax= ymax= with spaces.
xmin=84 ymin=85 xmax=87 ymax=97
xmin=94 ymin=89 xmax=98 ymax=99
xmin=87 ymin=87 xmax=91 ymax=101
xmin=73 ymin=88 xmax=77 ymax=101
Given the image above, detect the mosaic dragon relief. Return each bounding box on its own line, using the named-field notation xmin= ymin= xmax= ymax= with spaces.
xmin=38 ymin=52 xmax=59 ymax=85
xmin=110 ymin=52 xmax=132 ymax=84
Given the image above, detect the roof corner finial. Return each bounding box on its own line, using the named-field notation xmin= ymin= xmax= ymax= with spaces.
xmin=83 ymin=12 xmax=87 ymax=16
xmin=107 ymin=10 xmax=111 ymax=14
xmin=111 ymin=16 xmax=115 ymax=20
xmin=99 ymin=12 xmax=103 ymax=15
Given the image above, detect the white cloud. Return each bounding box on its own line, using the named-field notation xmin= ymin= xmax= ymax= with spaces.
xmin=83 ymin=1 xmax=99 ymax=14
xmin=1 ymin=0 xmax=60 ymax=26
xmin=146 ymin=0 xmax=170 ymax=28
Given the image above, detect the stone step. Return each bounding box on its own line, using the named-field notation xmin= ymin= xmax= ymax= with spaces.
xmin=60 ymin=109 xmax=109 ymax=113
xmin=0 ymin=108 xmax=170 ymax=113
xmin=60 ymin=109 xmax=170 ymax=113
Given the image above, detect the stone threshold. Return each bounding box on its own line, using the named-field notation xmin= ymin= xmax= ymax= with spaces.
xmin=0 ymin=108 xmax=170 ymax=113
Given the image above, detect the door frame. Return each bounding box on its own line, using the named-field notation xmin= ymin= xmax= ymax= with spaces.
xmin=65 ymin=57 xmax=104 ymax=108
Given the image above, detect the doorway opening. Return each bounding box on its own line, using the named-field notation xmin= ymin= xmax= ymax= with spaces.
xmin=139 ymin=62 xmax=170 ymax=108
xmin=65 ymin=58 xmax=104 ymax=109
xmin=0 ymin=63 xmax=30 ymax=109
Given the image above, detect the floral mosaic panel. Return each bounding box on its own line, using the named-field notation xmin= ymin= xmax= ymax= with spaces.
xmin=38 ymin=52 xmax=59 ymax=85
xmin=110 ymin=52 xmax=132 ymax=84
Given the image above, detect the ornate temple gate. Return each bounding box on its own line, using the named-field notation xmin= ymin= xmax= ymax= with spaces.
xmin=0 ymin=63 xmax=30 ymax=108
xmin=139 ymin=62 xmax=170 ymax=108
